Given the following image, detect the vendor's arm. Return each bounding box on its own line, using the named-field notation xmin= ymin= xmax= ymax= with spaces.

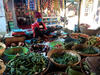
xmin=42 ymin=22 xmax=47 ymax=30
xmin=31 ymin=23 xmax=38 ymax=37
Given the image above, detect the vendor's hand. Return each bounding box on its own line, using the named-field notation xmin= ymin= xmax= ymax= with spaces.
xmin=44 ymin=35 xmax=49 ymax=39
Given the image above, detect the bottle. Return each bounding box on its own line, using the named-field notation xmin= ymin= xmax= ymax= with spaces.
xmin=74 ymin=24 xmax=81 ymax=33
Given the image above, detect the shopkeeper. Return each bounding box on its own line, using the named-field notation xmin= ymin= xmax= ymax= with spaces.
xmin=31 ymin=11 xmax=48 ymax=38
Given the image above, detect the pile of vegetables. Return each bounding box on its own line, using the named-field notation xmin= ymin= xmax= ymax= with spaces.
xmin=66 ymin=66 xmax=84 ymax=75
xmin=64 ymin=42 xmax=75 ymax=50
xmin=6 ymin=52 xmax=48 ymax=75
xmin=70 ymin=33 xmax=89 ymax=39
xmin=64 ymin=37 xmax=80 ymax=44
xmin=49 ymin=41 xmax=64 ymax=49
xmin=82 ymin=60 xmax=96 ymax=75
xmin=87 ymin=36 xmax=97 ymax=46
xmin=75 ymin=46 xmax=99 ymax=54
xmin=30 ymin=44 xmax=49 ymax=53
xmin=78 ymin=36 xmax=88 ymax=44
xmin=51 ymin=52 xmax=78 ymax=65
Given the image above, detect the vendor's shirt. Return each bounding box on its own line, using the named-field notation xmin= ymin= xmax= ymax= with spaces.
xmin=31 ymin=22 xmax=47 ymax=37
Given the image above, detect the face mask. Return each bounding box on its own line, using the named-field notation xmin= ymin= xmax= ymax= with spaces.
xmin=37 ymin=18 xmax=42 ymax=22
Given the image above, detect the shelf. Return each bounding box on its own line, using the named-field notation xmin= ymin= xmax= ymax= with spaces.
xmin=43 ymin=17 xmax=58 ymax=18
xmin=46 ymin=24 xmax=60 ymax=26
xmin=43 ymin=20 xmax=58 ymax=22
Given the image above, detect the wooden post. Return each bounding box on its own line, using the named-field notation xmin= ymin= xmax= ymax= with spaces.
xmin=64 ymin=0 xmax=67 ymax=27
xmin=12 ymin=0 xmax=18 ymax=28
xmin=77 ymin=0 xmax=82 ymax=32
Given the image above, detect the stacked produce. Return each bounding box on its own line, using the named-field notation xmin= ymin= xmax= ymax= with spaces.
xmin=49 ymin=41 xmax=64 ymax=49
xmin=30 ymin=44 xmax=49 ymax=54
xmin=64 ymin=42 xmax=75 ymax=50
xmin=70 ymin=33 xmax=89 ymax=39
xmin=6 ymin=52 xmax=48 ymax=75
xmin=87 ymin=36 xmax=98 ymax=46
xmin=64 ymin=36 xmax=80 ymax=50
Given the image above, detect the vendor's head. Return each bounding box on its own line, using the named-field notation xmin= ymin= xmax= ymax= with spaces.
xmin=35 ymin=11 xmax=42 ymax=22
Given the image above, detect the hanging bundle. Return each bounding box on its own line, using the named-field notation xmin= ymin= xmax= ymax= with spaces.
xmin=60 ymin=0 xmax=63 ymax=9
xmin=54 ymin=0 xmax=60 ymax=12
xmin=51 ymin=0 xmax=54 ymax=11
xmin=41 ymin=0 xmax=48 ymax=10
xmin=48 ymin=0 xmax=51 ymax=10
xmin=62 ymin=0 xmax=64 ymax=9
xmin=26 ymin=0 xmax=35 ymax=10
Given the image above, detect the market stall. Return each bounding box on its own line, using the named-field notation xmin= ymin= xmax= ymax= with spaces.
xmin=0 ymin=0 xmax=100 ymax=75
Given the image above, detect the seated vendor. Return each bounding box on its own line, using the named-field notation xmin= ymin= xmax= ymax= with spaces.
xmin=31 ymin=12 xmax=47 ymax=38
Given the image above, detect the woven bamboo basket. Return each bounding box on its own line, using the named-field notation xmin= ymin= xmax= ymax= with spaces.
xmin=80 ymin=27 xmax=98 ymax=36
xmin=0 ymin=42 xmax=6 ymax=56
xmin=72 ymin=44 xmax=100 ymax=56
xmin=5 ymin=36 xmax=25 ymax=46
xmin=47 ymin=49 xmax=81 ymax=68
xmin=0 ymin=59 xmax=6 ymax=75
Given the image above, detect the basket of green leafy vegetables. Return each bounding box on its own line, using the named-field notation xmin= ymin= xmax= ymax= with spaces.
xmin=47 ymin=49 xmax=81 ymax=68
xmin=72 ymin=44 xmax=100 ymax=56
xmin=4 ymin=47 xmax=29 ymax=60
xmin=5 ymin=52 xmax=49 ymax=75
xmin=49 ymin=41 xmax=64 ymax=49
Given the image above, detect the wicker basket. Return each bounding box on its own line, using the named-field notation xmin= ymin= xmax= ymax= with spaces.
xmin=80 ymin=27 xmax=98 ymax=36
xmin=47 ymin=49 xmax=81 ymax=68
xmin=72 ymin=44 xmax=100 ymax=56
xmin=5 ymin=36 xmax=25 ymax=46
xmin=4 ymin=47 xmax=29 ymax=60
xmin=0 ymin=42 xmax=6 ymax=56
xmin=70 ymin=33 xmax=89 ymax=39
xmin=80 ymin=58 xmax=86 ymax=75
xmin=0 ymin=59 xmax=6 ymax=75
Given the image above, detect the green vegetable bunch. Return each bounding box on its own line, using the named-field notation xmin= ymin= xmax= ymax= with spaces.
xmin=82 ymin=61 xmax=96 ymax=75
xmin=87 ymin=36 xmax=97 ymax=46
xmin=76 ymin=46 xmax=98 ymax=54
xmin=66 ymin=66 xmax=84 ymax=75
xmin=64 ymin=42 xmax=75 ymax=50
xmin=51 ymin=52 xmax=78 ymax=65
xmin=6 ymin=52 xmax=48 ymax=75
xmin=82 ymin=46 xmax=98 ymax=54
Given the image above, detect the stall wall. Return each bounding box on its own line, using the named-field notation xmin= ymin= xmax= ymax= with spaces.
xmin=0 ymin=0 xmax=7 ymax=35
